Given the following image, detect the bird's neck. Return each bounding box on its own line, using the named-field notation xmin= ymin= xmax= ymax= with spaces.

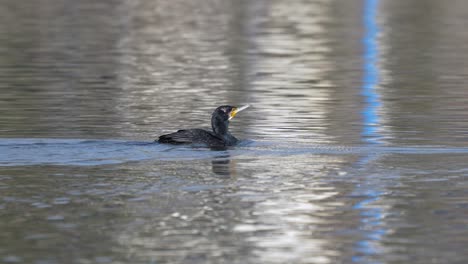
xmin=212 ymin=116 xmax=229 ymax=136
xmin=211 ymin=115 xmax=238 ymax=145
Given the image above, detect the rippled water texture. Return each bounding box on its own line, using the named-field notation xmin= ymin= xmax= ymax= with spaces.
xmin=1 ymin=0 xmax=468 ymax=263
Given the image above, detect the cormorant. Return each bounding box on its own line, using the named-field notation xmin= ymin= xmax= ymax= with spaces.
xmin=157 ymin=105 xmax=249 ymax=147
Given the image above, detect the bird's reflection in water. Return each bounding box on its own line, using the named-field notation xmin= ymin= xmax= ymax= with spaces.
xmin=211 ymin=153 xmax=236 ymax=177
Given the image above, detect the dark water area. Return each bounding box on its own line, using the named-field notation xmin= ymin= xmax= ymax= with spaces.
xmin=1 ymin=0 xmax=468 ymax=263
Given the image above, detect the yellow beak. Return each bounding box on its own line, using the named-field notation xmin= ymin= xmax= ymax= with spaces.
xmin=229 ymin=104 xmax=250 ymax=120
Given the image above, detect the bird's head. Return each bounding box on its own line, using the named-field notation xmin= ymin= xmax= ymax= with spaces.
xmin=213 ymin=105 xmax=250 ymax=121
xmin=211 ymin=104 xmax=250 ymax=136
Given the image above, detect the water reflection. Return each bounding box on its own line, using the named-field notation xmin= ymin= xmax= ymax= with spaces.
xmin=211 ymin=153 xmax=236 ymax=177
xmin=361 ymin=0 xmax=383 ymax=145
xmin=109 ymin=154 xmax=356 ymax=264
xmin=246 ymin=0 xmax=335 ymax=144
xmin=352 ymin=0 xmax=387 ymax=262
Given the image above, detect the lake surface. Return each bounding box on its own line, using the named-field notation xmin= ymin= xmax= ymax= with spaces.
xmin=1 ymin=0 xmax=468 ymax=263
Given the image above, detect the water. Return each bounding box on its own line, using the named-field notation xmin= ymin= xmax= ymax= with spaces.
xmin=1 ymin=0 xmax=468 ymax=263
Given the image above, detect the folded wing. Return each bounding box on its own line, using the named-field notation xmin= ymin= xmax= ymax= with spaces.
xmin=158 ymin=129 xmax=224 ymax=146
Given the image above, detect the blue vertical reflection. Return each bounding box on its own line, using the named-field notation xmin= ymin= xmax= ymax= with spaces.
xmin=362 ymin=0 xmax=382 ymax=144
xmin=352 ymin=0 xmax=385 ymax=262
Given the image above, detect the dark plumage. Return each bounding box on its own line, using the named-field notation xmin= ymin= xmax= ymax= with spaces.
xmin=157 ymin=105 xmax=249 ymax=148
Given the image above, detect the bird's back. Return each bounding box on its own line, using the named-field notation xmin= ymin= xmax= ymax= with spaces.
xmin=158 ymin=129 xmax=226 ymax=147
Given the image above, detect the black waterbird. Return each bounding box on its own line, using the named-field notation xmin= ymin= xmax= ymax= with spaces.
xmin=157 ymin=105 xmax=250 ymax=147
